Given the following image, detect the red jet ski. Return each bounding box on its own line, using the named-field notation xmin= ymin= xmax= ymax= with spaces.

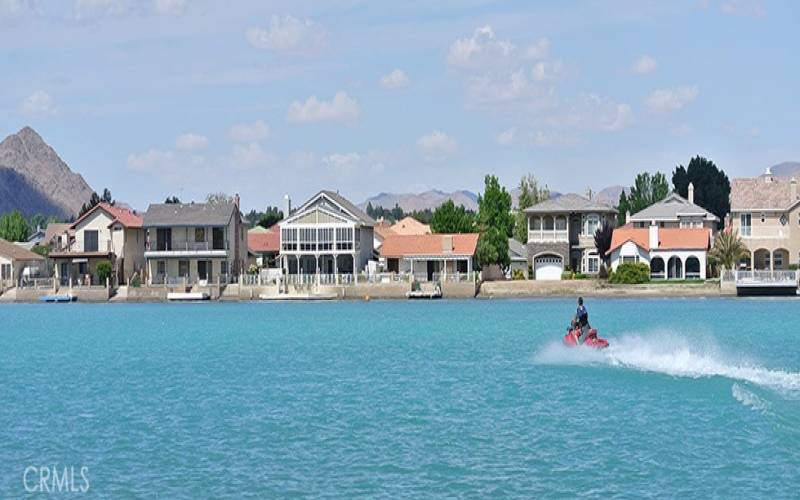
xmin=563 ymin=327 xmax=609 ymax=349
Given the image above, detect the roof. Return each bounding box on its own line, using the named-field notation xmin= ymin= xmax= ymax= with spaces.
xmin=609 ymin=227 xmax=711 ymax=253
xmin=380 ymin=233 xmax=479 ymax=258
xmin=629 ymin=192 xmax=718 ymax=222
xmin=320 ymin=190 xmax=375 ymax=226
xmin=389 ymin=216 xmax=431 ymax=235
xmin=143 ymin=202 xmax=237 ymax=227
xmin=373 ymin=219 xmax=394 ymax=241
xmin=730 ymin=176 xmax=798 ymax=211
xmin=248 ymin=226 xmax=280 ymax=253
xmin=70 ymin=202 xmax=143 ymax=229
xmin=508 ymin=238 xmax=527 ymax=261
xmin=0 ymin=238 xmax=45 ymax=261
xmin=524 ymin=193 xmax=615 ymax=214
xmin=44 ymin=223 xmax=72 ymax=243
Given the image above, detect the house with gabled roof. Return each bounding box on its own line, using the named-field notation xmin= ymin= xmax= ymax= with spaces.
xmin=627 ymin=184 xmax=719 ymax=230
xmin=380 ymin=233 xmax=478 ymax=281
xmin=0 ymin=238 xmax=46 ymax=289
xmin=49 ymin=202 xmax=144 ymax=285
xmin=279 ymin=190 xmax=375 ymax=281
xmin=524 ymin=193 xmax=616 ymax=279
xmin=609 ymin=225 xmax=712 ymax=280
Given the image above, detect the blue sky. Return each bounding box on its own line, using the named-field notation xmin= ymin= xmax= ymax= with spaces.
xmin=1 ymin=0 xmax=797 ymax=211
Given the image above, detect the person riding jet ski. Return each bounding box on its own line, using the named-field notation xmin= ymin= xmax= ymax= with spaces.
xmin=575 ymin=297 xmax=590 ymax=339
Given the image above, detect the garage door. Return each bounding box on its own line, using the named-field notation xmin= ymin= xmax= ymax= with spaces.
xmin=534 ymin=255 xmax=563 ymax=280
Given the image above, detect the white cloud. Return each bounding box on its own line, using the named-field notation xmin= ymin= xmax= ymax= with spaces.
xmin=246 ymin=15 xmax=326 ymax=56
xmin=447 ymin=25 xmax=515 ymax=70
xmin=631 ymin=55 xmax=657 ymax=74
xmin=231 ymin=142 xmax=277 ymax=170
xmin=323 ymin=151 xmax=389 ymax=176
xmin=287 ymin=91 xmax=360 ymax=124
xmin=379 ymin=69 xmax=410 ymax=89
xmin=643 ymin=85 xmax=699 ymax=114
xmin=175 ymin=133 xmax=208 ymax=151
xmin=72 ymin=0 xmax=129 ymax=20
xmin=228 ymin=120 xmax=270 ymax=143
xmin=153 ymin=0 xmax=186 ymax=16
xmin=0 ymin=0 xmax=38 ymax=19
xmin=323 ymin=152 xmax=361 ymax=173
xmin=531 ymin=60 xmax=565 ymax=82
xmin=721 ymin=0 xmax=766 ymax=18
xmin=524 ymin=38 xmax=551 ymax=60
xmin=417 ymin=130 xmax=457 ymax=161
xmin=18 ymin=90 xmax=59 ymax=118
xmin=496 ymin=127 xmax=516 ymax=145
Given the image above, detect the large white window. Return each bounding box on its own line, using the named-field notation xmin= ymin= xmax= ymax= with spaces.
xmin=622 ymin=255 xmax=639 ymax=264
xmin=281 ymin=228 xmax=297 ymax=251
xmin=585 ymin=214 xmax=600 ymax=236
xmin=336 ymin=227 xmax=353 ymax=250
xmin=318 ymin=228 xmax=333 ymax=251
xmin=587 ymin=256 xmax=599 ymax=274
xmin=740 ymin=213 xmax=752 ymax=236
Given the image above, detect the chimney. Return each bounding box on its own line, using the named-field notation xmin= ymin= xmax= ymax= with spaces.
xmin=688 ymin=182 xmax=695 ymax=204
xmin=283 ymin=194 xmax=291 ymax=217
xmin=233 ymin=193 xmax=240 ymax=208
xmin=765 ymin=166 xmax=773 ymax=183
xmin=625 ymin=210 xmax=631 ymax=223
xmin=792 ymin=178 xmax=798 ymax=201
xmin=649 ymin=223 xmax=659 ymax=249
xmin=442 ymin=235 xmax=454 ymax=253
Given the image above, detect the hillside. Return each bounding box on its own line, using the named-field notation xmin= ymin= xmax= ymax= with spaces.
xmin=0 ymin=126 xmax=94 ymax=218
xmin=768 ymin=161 xmax=800 ymax=177
xmin=360 ymin=190 xmax=479 ymax=212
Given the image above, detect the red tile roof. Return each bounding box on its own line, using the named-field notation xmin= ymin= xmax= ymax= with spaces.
xmin=610 ymin=227 xmax=710 ymax=252
xmin=380 ymin=233 xmax=479 ymax=258
xmin=71 ymin=202 xmax=143 ymax=229
xmin=248 ymin=226 xmax=280 ymax=253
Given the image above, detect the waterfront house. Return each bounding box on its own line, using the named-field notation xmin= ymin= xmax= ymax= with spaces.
xmin=49 ymin=202 xmax=144 ymax=285
xmin=627 ymin=185 xmax=719 ymax=230
xmin=729 ymin=169 xmax=800 ymax=270
xmin=390 ymin=216 xmax=431 ymax=235
xmin=508 ymin=238 xmax=528 ymax=279
xmin=248 ymin=225 xmax=280 ymax=268
xmin=0 ymin=238 xmax=45 ymax=288
xmin=380 ymin=233 xmax=478 ymax=281
xmin=279 ymin=190 xmax=375 ymax=279
xmin=608 ymin=225 xmax=711 ymax=279
xmin=142 ymin=198 xmax=247 ymax=284
xmin=372 ymin=218 xmax=393 ymax=253
xmin=524 ymin=193 xmax=616 ymax=280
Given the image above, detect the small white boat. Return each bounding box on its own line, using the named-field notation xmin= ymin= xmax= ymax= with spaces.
xmin=167 ymin=292 xmax=210 ymax=301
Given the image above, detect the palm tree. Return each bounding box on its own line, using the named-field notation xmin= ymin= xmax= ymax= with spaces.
xmin=709 ymin=230 xmax=749 ymax=271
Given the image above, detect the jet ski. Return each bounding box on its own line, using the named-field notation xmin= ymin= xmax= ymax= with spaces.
xmin=563 ymin=327 xmax=609 ymax=349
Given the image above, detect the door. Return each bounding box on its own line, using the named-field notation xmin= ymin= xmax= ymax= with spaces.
xmin=156 ymin=228 xmax=172 ymax=250
xmin=426 ymin=261 xmax=435 ymax=281
xmin=198 ymin=260 xmax=208 ymax=280
xmin=535 ymin=255 xmax=563 ymax=280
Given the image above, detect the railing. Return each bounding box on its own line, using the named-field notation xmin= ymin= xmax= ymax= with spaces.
xmin=147 ymin=241 xmax=229 ymax=252
xmin=528 ymin=230 xmax=569 ymax=242
xmin=722 ymin=270 xmax=799 ymax=285
xmin=650 ymin=271 xmax=666 ymax=280
xmin=18 ymin=277 xmax=55 ymax=289
xmin=431 ymin=272 xmax=477 ymax=282
xmin=740 ymin=226 xmax=789 ymax=239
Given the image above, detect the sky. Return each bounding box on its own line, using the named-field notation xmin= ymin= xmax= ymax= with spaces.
xmin=1 ymin=0 xmax=798 ymax=212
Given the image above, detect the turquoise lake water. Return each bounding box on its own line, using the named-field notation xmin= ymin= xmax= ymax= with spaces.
xmin=1 ymin=299 xmax=799 ymax=498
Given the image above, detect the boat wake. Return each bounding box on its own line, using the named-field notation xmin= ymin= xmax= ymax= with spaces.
xmin=534 ymin=332 xmax=800 ymax=396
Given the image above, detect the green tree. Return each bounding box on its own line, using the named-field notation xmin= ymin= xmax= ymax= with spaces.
xmin=206 ymin=192 xmax=233 ymax=205
xmin=626 ymin=172 xmax=669 ymax=215
xmin=164 ymin=196 xmax=181 ymax=204
xmin=617 ymin=190 xmax=630 ymax=225
xmin=431 ymin=200 xmax=475 ymax=233
xmin=594 ymin=220 xmax=615 ymax=264
xmin=476 ymin=175 xmax=514 ymax=269
xmin=513 ymin=174 xmax=550 ymax=243
xmin=96 ymin=260 xmax=113 ymax=282
xmin=708 ymin=230 xmax=749 ymax=270
xmin=0 ymin=211 xmax=30 ymax=242
xmin=672 ymin=156 xmax=730 ymax=225
xmin=258 ymin=206 xmax=284 ymax=229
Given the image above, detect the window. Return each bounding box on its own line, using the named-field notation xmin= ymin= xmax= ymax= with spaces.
xmin=157 ymin=260 xmax=166 ymax=276
xmin=774 ymin=252 xmax=783 ymax=269
xmin=178 ymin=260 xmax=189 ymax=277
xmin=0 ymin=264 xmax=10 ymax=280
xmin=780 ymin=214 xmax=788 ymax=226
xmin=195 ymin=227 xmax=205 ymax=242
xmin=622 ymin=255 xmax=639 ymax=264
xmin=336 ymin=227 xmax=353 ymax=250
xmin=281 ymin=228 xmax=297 ymax=251
xmin=740 ymin=214 xmax=752 ymax=236
xmin=585 ymin=214 xmax=600 ymax=236
xmin=555 ymin=216 xmax=567 ymax=231
xmin=761 ymin=213 xmax=766 ymax=223
xmin=84 ymin=230 xmax=99 ymax=252
xmin=318 ymin=228 xmax=333 ymax=251
xmin=221 ymin=261 xmax=228 ymax=276
xmin=299 ymin=228 xmax=316 ymax=251
xmin=587 ymin=256 xmax=599 ymax=274
xmin=531 ymin=217 xmax=542 ymax=230
xmin=212 ymin=227 xmax=225 ymax=250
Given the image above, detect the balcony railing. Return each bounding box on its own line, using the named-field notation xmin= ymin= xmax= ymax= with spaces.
xmin=722 ymin=270 xmax=799 ymax=285
xmin=528 ymin=229 xmax=569 ymax=242
xmin=147 ymin=241 xmax=229 ymax=252
xmin=740 ymin=226 xmax=789 ymax=239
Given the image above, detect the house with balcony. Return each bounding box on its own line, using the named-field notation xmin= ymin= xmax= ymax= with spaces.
xmin=524 ymin=193 xmax=616 ymax=280
xmin=142 ymin=198 xmax=247 ymax=284
xmin=608 ymin=225 xmax=711 ymax=280
xmin=729 ymin=170 xmax=800 ymax=270
xmin=49 ymin=202 xmax=144 ymax=285
xmin=627 ymin=183 xmax=719 ymax=230
xmin=279 ymin=190 xmax=375 ymax=281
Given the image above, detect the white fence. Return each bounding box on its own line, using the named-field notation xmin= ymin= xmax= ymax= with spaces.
xmin=721 ymin=270 xmax=799 ymax=285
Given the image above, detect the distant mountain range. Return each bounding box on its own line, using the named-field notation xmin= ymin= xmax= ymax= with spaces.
xmin=0 ymin=127 xmax=94 ymax=219
xmin=768 ymin=161 xmax=800 ymax=177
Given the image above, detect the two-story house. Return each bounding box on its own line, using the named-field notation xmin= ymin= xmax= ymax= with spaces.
xmin=142 ymin=198 xmax=247 ymax=284
xmin=729 ymin=170 xmax=800 ymax=270
xmin=279 ymin=190 xmax=375 ymax=279
xmin=524 ymin=193 xmax=616 ymax=280
xmin=627 ymin=183 xmax=719 ymax=230
xmin=49 ymin=202 xmax=145 ymax=285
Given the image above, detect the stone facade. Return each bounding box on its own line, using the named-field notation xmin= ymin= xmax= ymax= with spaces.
xmin=526 ymin=241 xmax=570 ymax=263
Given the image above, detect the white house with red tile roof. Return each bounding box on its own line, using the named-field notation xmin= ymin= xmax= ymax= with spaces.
xmin=609 ymin=225 xmax=712 ymax=280
xmin=380 ymin=233 xmax=478 ymax=281
xmin=248 ymin=225 xmax=280 ymax=268
xmin=49 ymin=202 xmax=145 ymax=285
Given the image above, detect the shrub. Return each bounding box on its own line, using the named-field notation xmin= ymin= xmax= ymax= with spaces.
xmin=130 ymin=275 xmax=142 ymax=288
xmin=598 ymin=263 xmax=609 ymax=279
xmin=561 ymin=270 xmax=574 ymax=280
xmin=574 ymin=273 xmax=587 ymax=280
xmin=248 ymin=264 xmax=259 ymax=274
xmin=96 ymin=260 xmax=113 ymax=282
xmin=512 ymin=268 xmax=526 ymax=280
xmin=609 ymin=262 xmax=650 ymax=284
xmin=789 ymin=264 xmax=800 ymax=271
